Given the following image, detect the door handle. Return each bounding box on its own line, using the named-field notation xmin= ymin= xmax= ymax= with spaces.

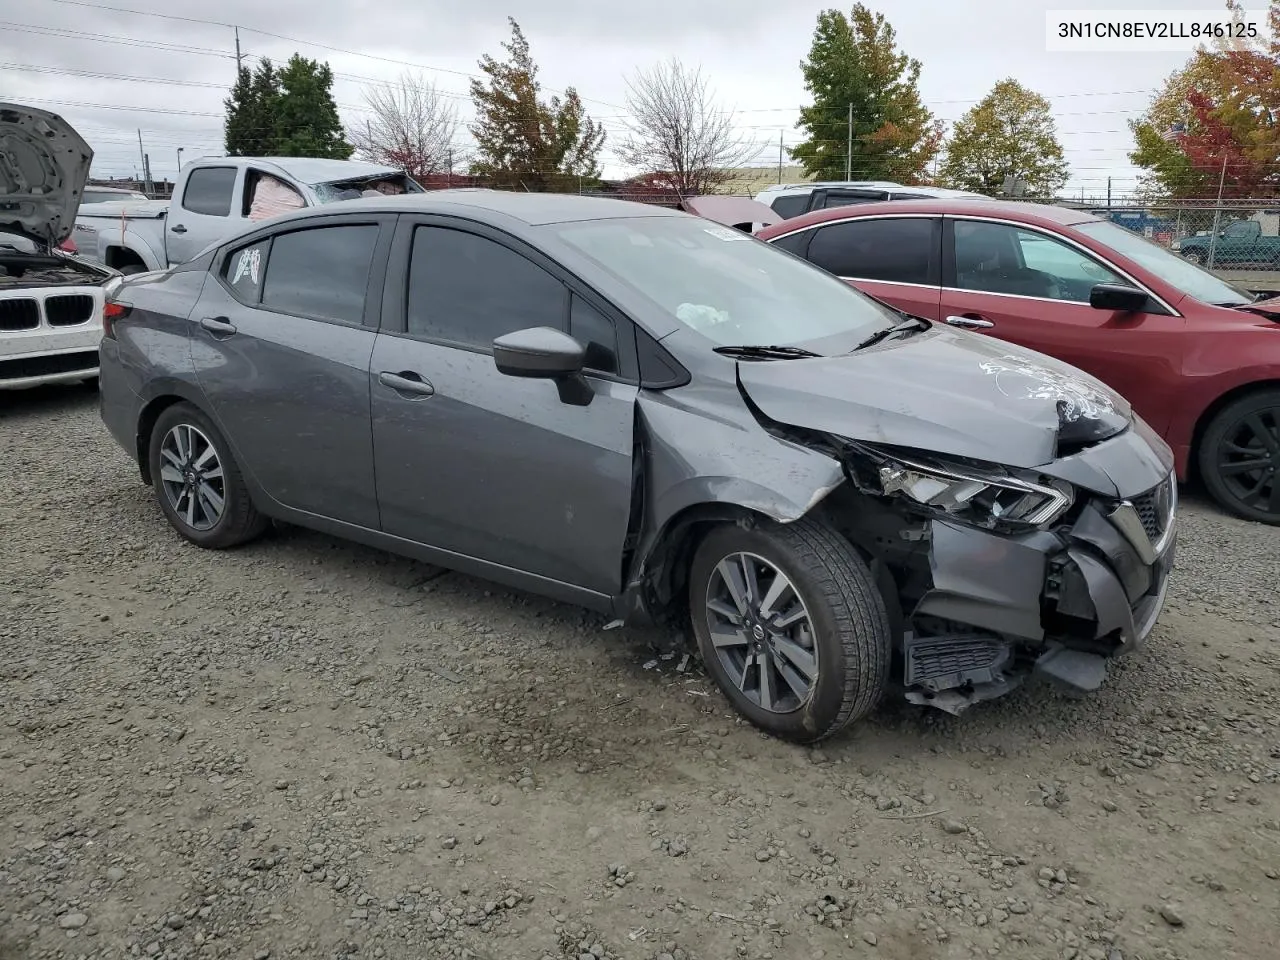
xmin=170 ymin=224 xmax=187 ymax=234
xmin=378 ymin=371 xmax=435 ymax=398
xmin=944 ymin=315 xmax=994 ymax=329
xmin=199 ymin=316 xmax=237 ymax=337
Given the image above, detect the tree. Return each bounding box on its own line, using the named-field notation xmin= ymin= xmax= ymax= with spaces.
xmin=791 ymin=5 xmax=942 ymax=183
xmin=224 ymin=60 xmax=281 ymax=156
xmin=617 ymin=58 xmax=755 ymax=196
xmin=938 ymin=79 xmax=1069 ymax=197
xmin=468 ymin=18 xmax=606 ymax=191
xmin=1128 ymin=0 xmax=1279 ymax=199
xmin=274 ymin=55 xmax=352 ymax=159
xmin=349 ymin=72 xmax=460 ymax=179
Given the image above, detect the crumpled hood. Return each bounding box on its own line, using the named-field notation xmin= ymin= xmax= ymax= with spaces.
xmin=0 ymin=102 xmax=93 ymax=247
xmin=737 ymin=326 xmax=1132 ymax=469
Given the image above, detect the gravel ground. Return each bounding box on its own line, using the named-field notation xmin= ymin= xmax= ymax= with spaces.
xmin=2 ymin=384 xmax=1279 ymax=960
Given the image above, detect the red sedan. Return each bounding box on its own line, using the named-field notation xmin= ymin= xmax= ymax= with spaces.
xmin=757 ymin=199 xmax=1280 ymax=524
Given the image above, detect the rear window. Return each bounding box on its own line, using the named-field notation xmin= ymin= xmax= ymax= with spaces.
xmin=806 ymin=217 xmax=936 ymax=283
xmin=768 ymin=194 xmax=809 ymax=220
xmin=182 ymin=167 xmax=237 ymax=217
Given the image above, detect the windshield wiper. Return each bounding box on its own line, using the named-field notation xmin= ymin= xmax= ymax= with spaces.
xmin=713 ymin=344 xmax=824 ymax=360
xmin=852 ymin=316 xmax=930 ymax=351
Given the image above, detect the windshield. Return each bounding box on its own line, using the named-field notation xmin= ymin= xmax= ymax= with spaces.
xmin=1074 ymin=219 xmax=1252 ymax=306
xmin=312 ymin=173 xmax=424 ymax=204
xmin=552 ymin=215 xmax=899 ymax=348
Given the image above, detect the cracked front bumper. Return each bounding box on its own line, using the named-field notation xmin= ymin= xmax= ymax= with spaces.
xmin=909 ymin=471 xmax=1176 ymax=696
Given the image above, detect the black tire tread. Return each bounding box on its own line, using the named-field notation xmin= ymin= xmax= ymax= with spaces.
xmin=771 ymin=516 xmax=892 ymax=740
xmin=1198 ymin=386 xmax=1280 ymax=526
xmin=149 ymin=402 xmax=268 ymax=549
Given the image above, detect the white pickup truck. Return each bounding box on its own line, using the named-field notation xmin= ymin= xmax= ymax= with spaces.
xmin=74 ymin=156 xmax=423 ymax=274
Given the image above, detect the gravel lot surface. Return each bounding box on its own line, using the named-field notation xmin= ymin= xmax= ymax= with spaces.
xmin=3 ymin=384 xmax=1279 ymax=960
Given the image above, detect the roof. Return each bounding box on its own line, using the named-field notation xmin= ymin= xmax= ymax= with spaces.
xmin=189 ymin=156 xmax=405 ymax=184
xmin=259 ymin=189 xmax=691 ymax=227
xmin=755 ymin=181 xmax=990 ymax=200
xmin=755 ymin=198 xmax=1102 ymax=237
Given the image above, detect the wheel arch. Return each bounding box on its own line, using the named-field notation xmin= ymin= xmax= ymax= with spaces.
xmin=1188 ymin=378 xmax=1280 ymax=485
xmin=134 ymin=384 xmax=211 ymax=485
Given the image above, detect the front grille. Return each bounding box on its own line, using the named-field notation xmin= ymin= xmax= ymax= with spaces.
xmin=0 ymin=298 xmax=39 ymax=331
xmin=45 ymin=294 xmax=94 ymax=327
xmin=1131 ymin=475 xmax=1173 ymax=543
xmin=0 ymin=350 xmax=99 ymax=381
xmin=905 ymin=635 xmax=1010 ymax=691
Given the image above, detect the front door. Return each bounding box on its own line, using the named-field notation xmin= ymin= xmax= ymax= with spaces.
xmin=940 ymin=217 xmax=1186 ymax=434
xmin=369 ymin=219 xmax=637 ymax=596
xmin=189 ymin=217 xmax=392 ymax=528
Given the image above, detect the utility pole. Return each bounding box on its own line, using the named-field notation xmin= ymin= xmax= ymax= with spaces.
xmin=845 ymin=103 xmax=853 ymax=181
xmin=143 ymin=153 xmax=153 ymax=196
xmin=777 ymin=130 xmax=783 ymax=184
xmin=1207 ymin=153 xmax=1229 ymax=270
xmin=136 ymin=129 xmax=146 ymax=191
xmin=1106 ymin=177 xmax=1112 ymax=208
xmin=234 ymin=26 xmax=243 ymax=74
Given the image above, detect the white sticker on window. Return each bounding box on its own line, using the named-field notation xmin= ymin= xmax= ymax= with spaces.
xmin=703 ymin=226 xmax=748 ymax=242
xmin=232 ymin=246 xmax=262 ymax=286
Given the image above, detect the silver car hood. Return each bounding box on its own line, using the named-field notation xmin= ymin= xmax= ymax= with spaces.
xmin=0 ymin=103 xmax=93 ymax=247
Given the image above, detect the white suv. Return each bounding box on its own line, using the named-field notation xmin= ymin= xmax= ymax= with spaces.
xmin=756 ymin=181 xmax=992 ymax=220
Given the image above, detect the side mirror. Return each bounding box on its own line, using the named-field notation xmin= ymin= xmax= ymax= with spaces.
xmin=1089 ymin=282 xmax=1148 ymax=313
xmin=492 ymin=326 xmax=592 ymax=406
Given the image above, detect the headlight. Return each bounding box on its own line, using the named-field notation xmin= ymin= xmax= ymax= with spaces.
xmin=870 ymin=452 xmax=1074 ymax=532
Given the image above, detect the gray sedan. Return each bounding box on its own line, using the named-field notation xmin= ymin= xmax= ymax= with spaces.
xmin=97 ymin=191 xmax=1176 ymax=742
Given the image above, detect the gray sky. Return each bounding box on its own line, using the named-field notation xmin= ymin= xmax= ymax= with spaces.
xmin=1 ymin=0 xmax=1248 ymax=197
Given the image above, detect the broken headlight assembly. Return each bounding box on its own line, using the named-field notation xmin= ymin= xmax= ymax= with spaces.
xmin=853 ymin=448 xmax=1074 ymax=532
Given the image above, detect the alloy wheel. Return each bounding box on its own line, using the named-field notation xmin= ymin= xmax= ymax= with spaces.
xmin=159 ymin=423 xmax=226 ymax=531
xmin=1213 ymin=407 xmax=1280 ymax=517
xmin=703 ymin=551 xmax=818 ymax=714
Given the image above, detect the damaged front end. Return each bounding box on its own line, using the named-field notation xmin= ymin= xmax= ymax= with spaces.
xmin=820 ymin=434 xmax=1177 ymax=715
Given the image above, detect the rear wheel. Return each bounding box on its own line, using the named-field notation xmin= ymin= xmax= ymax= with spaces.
xmin=1198 ymin=388 xmax=1280 ymax=525
xmin=687 ymin=517 xmax=891 ymax=743
xmin=147 ymin=402 xmax=268 ymax=548
xmin=1183 ymin=250 xmax=1206 ymax=265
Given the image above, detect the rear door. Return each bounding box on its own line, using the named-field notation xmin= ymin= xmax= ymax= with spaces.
xmin=368 ymin=216 xmax=638 ymax=596
xmin=786 ymin=215 xmax=943 ymax=320
xmin=189 ymin=214 xmax=393 ymax=527
xmin=165 ymin=165 xmax=241 ymax=265
xmin=939 ymin=216 xmax=1186 ymax=431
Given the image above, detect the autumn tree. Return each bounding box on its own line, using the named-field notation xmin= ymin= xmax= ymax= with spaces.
xmin=468 ymin=18 xmax=606 ymax=191
xmin=791 ymin=5 xmax=942 ymax=183
xmin=617 ymin=58 xmax=755 ymax=196
xmin=224 ymin=60 xmax=281 ymax=156
xmin=1129 ymin=0 xmax=1278 ymax=199
xmin=939 ymin=79 xmax=1069 ymax=197
xmin=223 ymin=54 xmax=351 ymax=159
xmin=350 ymin=72 xmax=460 ymax=179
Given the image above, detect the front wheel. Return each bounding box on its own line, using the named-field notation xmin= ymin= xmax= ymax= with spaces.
xmin=1183 ymin=250 xmax=1206 ymax=266
xmin=688 ymin=517 xmax=891 ymax=743
xmin=1198 ymin=388 xmax=1280 ymax=525
xmin=147 ymin=402 xmax=268 ymax=548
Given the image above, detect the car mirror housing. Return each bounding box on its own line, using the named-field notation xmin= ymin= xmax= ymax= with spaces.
xmin=1089 ymin=282 xmax=1148 ymax=313
xmin=492 ymin=326 xmax=592 ymax=406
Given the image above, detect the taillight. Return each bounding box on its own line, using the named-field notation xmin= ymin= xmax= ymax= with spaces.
xmin=102 ymin=300 xmax=130 ymax=339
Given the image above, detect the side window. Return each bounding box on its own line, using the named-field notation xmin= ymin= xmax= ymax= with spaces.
xmin=807 ymin=218 xmax=936 ymax=284
xmin=245 ymin=172 xmax=305 ymax=221
xmin=223 ymin=239 xmax=268 ymax=303
xmin=770 ymin=230 xmax=812 ymax=257
xmin=569 ymin=296 xmax=618 ymax=375
xmin=768 ymin=194 xmax=809 ymax=220
xmin=953 ymin=221 xmax=1124 ymax=303
xmin=407 ymin=226 xmax=568 ymax=348
xmin=181 ymin=167 xmax=236 ymax=217
xmin=260 ymin=224 xmax=379 ymax=324
xmin=820 ymin=191 xmax=888 ymax=209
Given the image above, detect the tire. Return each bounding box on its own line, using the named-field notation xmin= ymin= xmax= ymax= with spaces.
xmin=687 ymin=516 xmax=892 ymax=743
xmin=147 ymin=401 xmax=268 ymax=548
xmin=1183 ymin=250 xmax=1205 ymax=265
xmin=1198 ymin=387 xmax=1280 ymax=525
